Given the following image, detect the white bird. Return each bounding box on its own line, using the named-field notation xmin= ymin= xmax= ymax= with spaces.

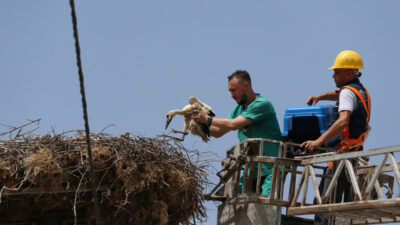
xmin=160 ymin=96 xmax=215 ymax=142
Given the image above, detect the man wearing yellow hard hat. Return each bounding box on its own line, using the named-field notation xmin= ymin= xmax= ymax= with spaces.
xmin=300 ymin=50 xmax=371 ymax=225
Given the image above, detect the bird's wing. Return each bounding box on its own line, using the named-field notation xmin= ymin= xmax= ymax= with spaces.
xmin=180 ymin=103 xmax=194 ymax=115
xmin=183 ymin=116 xmax=192 ymax=132
xmin=189 ymin=96 xmax=213 ymax=112
xmin=189 ymin=120 xmax=209 ymax=142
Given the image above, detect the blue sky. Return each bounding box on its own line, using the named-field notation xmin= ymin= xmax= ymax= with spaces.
xmin=1 ymin=1 xmax=400 ymax=224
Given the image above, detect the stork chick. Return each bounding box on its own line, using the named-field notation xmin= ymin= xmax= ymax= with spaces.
xmin=160 ymin=96 xmax=215 ymax=142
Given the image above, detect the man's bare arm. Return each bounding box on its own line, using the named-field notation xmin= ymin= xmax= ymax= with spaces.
xmin=193 ymin=109 xmax=253 ymax=138
xmin=306 ymin=90 xmax=339 ymax=105
xmin=300 ymin=110 xmax=351 ymax=152
xmin=210 ymin=116 xmax=252 ymax=130
xmin=209 ymin=126 xmax=230 ymax=138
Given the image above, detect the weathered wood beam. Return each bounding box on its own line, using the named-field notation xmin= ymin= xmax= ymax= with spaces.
xmin=351 ymin=217 xmax=380 ymax=225
xmin=374 ymin=180 xmax=385 ymax=199
xmin=291 ymin=167 xmax=306 ymax=207
xmin=242 ymin=160 xmax=249 ymax=195
xmin=246 ymin=162 xmax=255 ymax=195
xmin=300 ymin=145 xmax=400 ymax=165
xmin=322 ymin=160 xmax=345 ymax=203
xmin=270 ymin=164 xmax=278 ymax=200
xmin=357 ymin=162 xmax=400 ymax=174
xmin=288 ymin=165 xmax=297 ymax=203
xmin=308 ymin=165 xmax=322 ymax=205
xmin=246 ymin=156 xmax=301 ymax=166
xmin=347 ymin=208 xmax=395 ymax=220
xmin=256 ymin=142 xmax=264 ymax=194
xmin=224 ymin=195 xmax=290 ymax=207
xmin=233 ymin=164 xmax=241 ymax=198
xmin=388 ymin=153 xmax=400 ymax=198
xmin=363 ymin=154 xmax=388 ymax=200
xmin=334 ymin=209 xmax=381 ymax=220
xmin=287 ymin=198 xmax=400 ymax=216
xmin=344 ymin=159 xmax=362 ymax=201
xmin=301 ymin=166 xmax=309 ymax=206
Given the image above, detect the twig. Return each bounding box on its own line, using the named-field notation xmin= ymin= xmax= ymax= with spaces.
xmin=0 ymin=168 xmax=32 ymax=205
xmin=100 ymin=124 xmax=116 ymax=133
xmin=74 ymin=169 xmax=87 ymax=225
xmin=0 ymin=119 xmax=41 ymax=137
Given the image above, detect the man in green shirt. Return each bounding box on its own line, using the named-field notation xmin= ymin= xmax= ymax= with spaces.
xmin=193 ymin=70 xmax=282 ymax=195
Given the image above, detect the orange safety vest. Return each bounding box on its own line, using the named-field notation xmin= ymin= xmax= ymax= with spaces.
xmin=328 ymin=85 xmax=371 ymax=167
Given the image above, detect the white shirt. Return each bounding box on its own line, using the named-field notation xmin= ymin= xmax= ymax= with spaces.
xmin=338 ymin=88 xmax=358 ymax=113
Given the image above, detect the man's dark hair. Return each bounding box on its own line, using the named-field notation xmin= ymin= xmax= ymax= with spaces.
xmin=228 ymin=70 xmax=251 ymax=84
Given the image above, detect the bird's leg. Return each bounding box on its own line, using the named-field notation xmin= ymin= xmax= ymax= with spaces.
xmin=172 ymin=129 xmax=188 ymax=135
xmin=163 ymin=115 xmax=191 ymax=141
xmin=156 ymin=129 xmax=188 ymax=142
xmin=171 ymin=129 xmax=188 ymax=141
xmin=156 ymin=134 xmax=185 ymax=141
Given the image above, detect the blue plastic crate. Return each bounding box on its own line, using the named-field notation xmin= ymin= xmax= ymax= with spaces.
xmin=282 ymin=105 xmax=336 ymax=137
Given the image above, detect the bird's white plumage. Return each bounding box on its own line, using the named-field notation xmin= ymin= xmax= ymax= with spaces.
xmin=164 ymin=96 xmax=214 ymax=142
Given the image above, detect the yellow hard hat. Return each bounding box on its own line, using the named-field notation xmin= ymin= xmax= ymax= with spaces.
xmin=329 ymin=50 xmax=364 ymax=69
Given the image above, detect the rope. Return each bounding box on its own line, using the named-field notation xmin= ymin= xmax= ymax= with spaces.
xmin=69 ymin=0 xmax=101 ymax=224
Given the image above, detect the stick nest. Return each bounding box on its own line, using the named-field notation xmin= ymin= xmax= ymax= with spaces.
xmin=0 ymin=132 xmax=209 ymax=225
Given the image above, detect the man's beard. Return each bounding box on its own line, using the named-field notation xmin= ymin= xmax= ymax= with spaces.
xmin=239 ymin=94 xmax=248 ymax=106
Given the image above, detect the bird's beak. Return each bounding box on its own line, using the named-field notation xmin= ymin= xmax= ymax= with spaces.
xmin=165 ymin=118 xmax=172 ymax=129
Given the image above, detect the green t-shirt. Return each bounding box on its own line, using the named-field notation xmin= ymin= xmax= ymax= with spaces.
xmin=228 ymin=94 xmax=282 ymax=176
